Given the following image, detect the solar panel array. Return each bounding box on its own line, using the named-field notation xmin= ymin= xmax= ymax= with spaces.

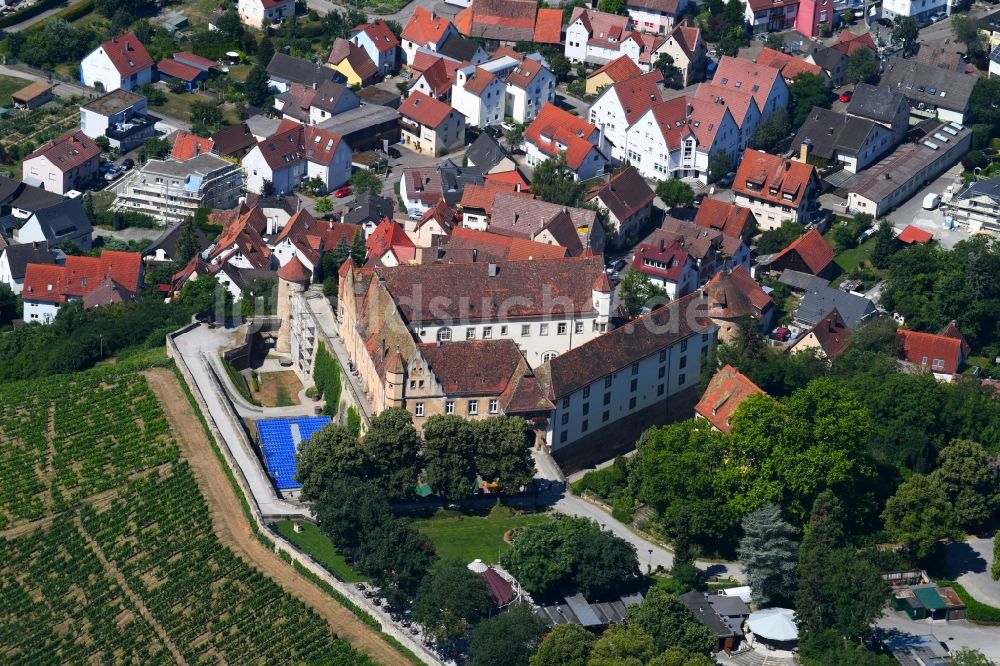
xmin=256 ymin=416 xmax=331 ymax=490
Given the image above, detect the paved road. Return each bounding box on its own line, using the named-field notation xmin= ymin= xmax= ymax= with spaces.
xmin=532 ymin=451 xmax=745 ymax=581
xmin=943 ymin=536 xmax=1000 ymax=608
xmin=172 ymin=324 xmax=309 ymax=518
xmin=1 ymin=0 xmax=88 ymax=32
xmin=303 ymin=0 xmax=457 ymax=25
xmin=877 ymin=611 xmax=1000 ymax=661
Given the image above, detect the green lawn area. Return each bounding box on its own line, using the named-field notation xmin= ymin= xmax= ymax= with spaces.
xmin=414 ymin=512 xmax=552 ymax=565
xmin=273 ymin=520 xmax=365 ymax=583
xmin=964 ymin=356 xmax=992 ymax=375
xmin=825 ymin=233 xmax=876 ymax=274
xmin=184 ymin=0 xmax=224 ymax=24
xmin=0 ymin=74 xmax=28 ymax=108
xmin=227 ymin=65 xmax=251 ymax=83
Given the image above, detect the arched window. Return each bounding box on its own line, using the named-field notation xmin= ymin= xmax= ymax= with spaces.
xmin=541 ymin=351 xmax=558 ymax=363
xmin=437 ymin=328 xmax=452 ymax=341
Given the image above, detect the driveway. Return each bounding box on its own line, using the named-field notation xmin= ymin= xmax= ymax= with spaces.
xmin=877 ymin=611 xmax=1000 ymax=661
xmin=885 ymin=162 xmax=968 ymax=250
xmin=943 ymin=536 xmax=1000 ymax=608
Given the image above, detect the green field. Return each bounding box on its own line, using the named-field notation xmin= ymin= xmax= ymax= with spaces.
xmin=415 ymin=511 xmax=553 ymax=564
xmin=826 ymin=234 xmax=877 ymax=274
xmin=0 ymin=368 xmax=369 ymax=664
xmin=274 ymin=519 xmax=364 ymax=583
xmin=0 ymin=74 xmax=28 ymax=108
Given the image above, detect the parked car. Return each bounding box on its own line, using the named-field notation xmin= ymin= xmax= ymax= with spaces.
xmin=839 ymin=90 xmax=853 ymax=103
xmin=694 ymin=192 xmax=707 ymax=206
xmin=923 ymin=193 xmax=941 ymax=210
xmin=388 ymin=147 xmax=401 ymax=159
xmin=99 ymin=162 xmax=114 ymax=175
xmin=121 ymin=158 xmax=135 ymax=170
xmin=773 ymin=326 xmax=791 ymax=342
xmin=718 ymin=171 xmax=736 ymax=187
xmin=500 ymin=121 xmax=516 ymax=132
xmin=103 ymin=166 xmax=120 ymax=181
xmin=335 ymin=186 xmax=351 ymax=198
xmin=930 ymin=11 xmax=946 ymax=22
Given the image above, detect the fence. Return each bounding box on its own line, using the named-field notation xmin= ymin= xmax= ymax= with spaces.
xmin=165 ymin=323 xmax=442 ymax=666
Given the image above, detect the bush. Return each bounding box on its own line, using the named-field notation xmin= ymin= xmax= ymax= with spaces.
xmin=962 ymin=150 xmax=987 ymax=171
xmin=571 ymin=458 xmax=630 ymax=500
xmin=313 ymin=342 xmax=342 ymax=417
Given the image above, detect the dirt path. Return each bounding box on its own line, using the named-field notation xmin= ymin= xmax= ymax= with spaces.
xmin=144 ymin=369 xmax=410 ymax=666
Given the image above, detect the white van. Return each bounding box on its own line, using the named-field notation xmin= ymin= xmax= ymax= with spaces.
xmin=922 ymin=193 xmax=941 ymax=210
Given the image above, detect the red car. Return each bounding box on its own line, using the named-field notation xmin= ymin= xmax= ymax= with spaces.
xmin=334 ymin=186 xmax=351 ymax=198
xmin=839 ymin=91 xmax=853 ymax=103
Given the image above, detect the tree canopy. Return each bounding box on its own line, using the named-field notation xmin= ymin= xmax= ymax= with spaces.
xmin=789 ymin=74 xmax=831 ymax=127
xmin=530 ymin=623 xmax=595 ymax=666
xmin=738 ymin=504 xmax=798 ymax=606
xmin=468 ymin=604 xmax=546 ymax=666
xmin=413 ymin=559 xmax=495 ymax=644
xmin=655 ymin=180 xmax=695 ymax=208
xmin=625 ymin=587 xmax=715 ymax=655
xmin=532 ymin=154 xmax=584 ymax=206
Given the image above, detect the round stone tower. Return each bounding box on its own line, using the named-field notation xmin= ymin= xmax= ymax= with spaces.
xmin=275 ymin=255 xmax=312 ymax=354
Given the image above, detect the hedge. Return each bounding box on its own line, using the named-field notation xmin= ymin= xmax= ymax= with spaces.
xmin=936 ymin=580 xmax=1000 ymax=625
xmin=1 ymin=0 xmax=93 ymax=30
xmin=313 ymin=342 xmax=341 ymax=418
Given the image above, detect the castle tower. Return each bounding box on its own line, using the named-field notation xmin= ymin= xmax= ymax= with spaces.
xmin=592 ymin=272 xmax=614 ymax=324
xmin=276 ymin=255 xmax=312 ymax=354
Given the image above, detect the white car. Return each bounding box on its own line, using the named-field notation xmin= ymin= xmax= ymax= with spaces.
xmin=500 ymin=121 xmax=516 ymax=132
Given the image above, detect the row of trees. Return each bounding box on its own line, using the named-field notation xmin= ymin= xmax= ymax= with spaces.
xmin=296 ymin=408 xmax=536 ymax=503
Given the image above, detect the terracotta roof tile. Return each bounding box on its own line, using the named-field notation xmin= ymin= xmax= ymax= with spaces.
xmin=436 ymin=227 xmax=566 ymax=262
xmin=25 ymin=130 xmax=100 ymax=173
xmin=589 ymin=55 xmax=644 ymax=85
xmin=802 ymin=308 xmax=851 ymax=360
xmin=460 ymin=66 xmax=497 ymax=96
xmin=898 ymin=225 xmax=933 ymax=244
xmin=157 ymin=58 xmax=202 ymax=82
xmin=522 ymin=103 xmax=601 ymax=170
xmin=402 ymin=7 xmax=452 ymax=46
xmin=170 ymin=131 xmax=214 ymax=161
xmin=459 ymin=180 xmax=528 ymax=212
xmin=98 ymin=32 xmax=153 ymax=78
xmin=398 ymin=91 xmax=454 ymax=128
xmin=755 ymin=47 xmax=822 ymax=80
xmin=533 ymin=7 xmax=564 ymax=43
xmin=353 ymin=20 xmax=400 ymax=53
xmin=710 ymin=56 xmax=783 ymax=111
xmin=23 ymin=251 xmax=142 ymax=304
xmin=695 ymin=364 xmax=765 ymax=433
xmin=419 ymin=339 xmax=527 ymax=395
xmin=694 ymin=199 xmax=755 ymax=240
xmin=631 ymin=239 xmax=694 ymax=283
xmin=277 ymin=254 xmax=311 ymax=282
xmin=733 ymin=149 xmax=817 ymax=211
xmin=605 ymin=71 xmax=664 ymax=126
xmin=898 ymin=328 xmax=964 ymax=374
xmin=505 ymin=57 xmax=545 ymax=90
xmin=770 ymin=228 xmax=833 ymax=276
xmin=367 ymin=219 xmax=417 ymax=262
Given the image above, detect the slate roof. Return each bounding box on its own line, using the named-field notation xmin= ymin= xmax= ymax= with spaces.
xmin=267 ymin=53 xmax=345 ymax=88
xmin=311 ymin=80 xmax=359 ymax=114
xmin=438 ymin=33 xmax=483 ymax=62
xmin=537 ymin=291 xmax=713 ymax=398
xmin=143 ymin=223 xmax=211 ymax=262
xmin=846 ymin=83 xmax=908 ymax=124
xmin=0 ymin=176 xmax=64 ymax=214
xmin=211 ymin=122 xmax=257 ymax=156
xmin=344 ymin=191 xmax=394 ymax=225
xmin=955 ymin=177 xmax=1000 ymax=205
xmin=793 ymin=106 xmax=881 ymax=160
xmin=27 ymin=198 xmax=93 ymax=246
xmin=880 ymin=57 xmax=976 ymax=114
xmin=465 ymin=132 xmax=511 ymax=171
xmin=795 ymin=285 xmax=877 ymax=328
xmin=695 ymin=364 xmax=765 ymax=434
xmin=586 ymin=166 xmax=654 ymax=223
xmin=777 ymin=268 xmax=829 ymax=292
xmin=2 ymin=241 xmax=53 ymax=280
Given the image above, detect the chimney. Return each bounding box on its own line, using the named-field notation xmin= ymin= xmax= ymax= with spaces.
xmin=659 ymin=238 xmax=666 ymax=252
xmin=472 ymin=248 xmax=478 ymax=262
xmin=798 ymin=139 xmax=810 ymax=163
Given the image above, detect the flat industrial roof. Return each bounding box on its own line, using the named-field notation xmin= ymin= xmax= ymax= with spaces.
xmin=82 ymin=89 xmax=145 ymax=116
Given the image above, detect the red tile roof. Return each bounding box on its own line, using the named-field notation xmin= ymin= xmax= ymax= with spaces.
xmin=631 ymin=239 xmax=694 ymax=284
xmin=898 ymin=328 xmax=964 ymax=375
xmin=353 ymin=20 xmax=400 ymax=53
xmin=533 ymin=7 xmax=564 ymax=43
xmin=402 ymin=7 xmax=452 ymax=46
xmin=523 ymin=103 xmax=602 ymax=170
xmin=171 ymin=131 xmax=214 ymax=161
xmin=157 ymin=58 xmax=203 ymax=81
xmin=694 ymin=199 xmax=756 ymax=241
xmin=647 ymin=95 xmax=732 ymax=150
xmin=505 ymin=57 xmax=546 ymax=90
xmin=459 ymin=180 xmax=529 ymax=212
xmin=367 ymin=219 xmax=417 ymax=262
xmin=444 ymin=227 xmax=566 ymax=261
xmin=23 ymin=251 xmax=142 ymax=305
xmin=569 ymin=8 xmax=631 ymax=50
xmin=173 ymin=51 xmax=216 ymax=70
xmin=605 ymin=71 xmax=664 ymax=126
xmin=800 ymin=308 xmax=851 ymax=360
xmin=711 ymin=56 xmax=783 ymax=112
xmin=755 ymin=47 xmax=822 ymax=80
xmin=412 ymin=57 xmax=456 ymax=97
xmin=692 ymin=82 xmax=758 ymax=128
xmin=833 ymin=31 xmax=877 ymax=56
xmin=939 ymin=321 xmax=971 ymax=358
xmin=484 ymin=170 xmax=530 ymax=189
xmin=25 ymin=130 xmax=100 ymax=173
xmin=399 ymin=91 xmax=454 ymax=128
xmin=99 ymin=32 xmax=153 ymax=78
xmin=277 ymin=254 xmax=312 ymax=282
xmin=733 ymin=149 xmax=817 ymax=211
xmin=703 ymin=266 xmax=772 ymax=319
xmin=590 ymin=55 xmax=644 ymax=85
xmin=898 ymin=225 xmax=933 ymax=244
xmin=695 ymin=364 xmax=765 ymax=433
xmin=770 ymin=228 xmax=834 ymax=276
xmin=252 ymin=120 xmax=345 ymax=169
xmin=328 ymin=38 xmax=378 ymax=81
xmin=728 ymin=265 xmax=771 ymax=312
xmin=461 ymin=66 xmax=497 ymax=96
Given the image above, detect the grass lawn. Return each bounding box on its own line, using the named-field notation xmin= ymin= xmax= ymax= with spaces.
xmin=964 ymin=356 xmax=992 ymax=375
xmin=184 ymin=0 xmax=224 ymax=24
xmin=0 ymin=74 xmax=28 ymax=108
xmin=826 ymin=233 xmax=876 ymax=274
xmin=274 ymin=520 xmax=365 ymax=583
xmin=228 ymin=65 xmax=252 ymax=83
xmin=415 ymin=512 xmax=552 ymax=564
